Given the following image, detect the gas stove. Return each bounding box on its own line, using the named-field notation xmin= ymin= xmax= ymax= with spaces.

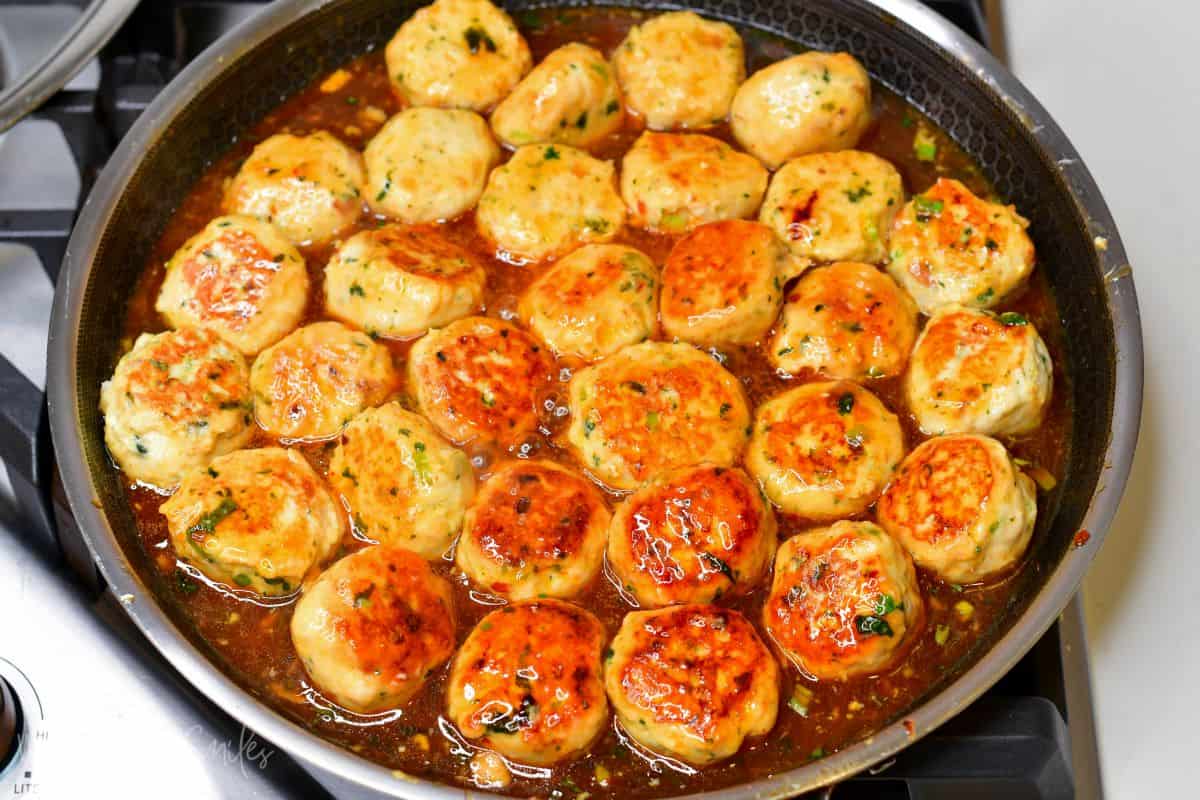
xmin=0 ymin=2 xmax=1099 ymax=798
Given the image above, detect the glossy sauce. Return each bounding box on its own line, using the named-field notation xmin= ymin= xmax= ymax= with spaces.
xmin=118 ymin=7 xmax=1071 ymax=797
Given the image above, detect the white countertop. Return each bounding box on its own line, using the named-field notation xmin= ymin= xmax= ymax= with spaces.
xmin=1007 ymin=1 xmax=1199 ymax=796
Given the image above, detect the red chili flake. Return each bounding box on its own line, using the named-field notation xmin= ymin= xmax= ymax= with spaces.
xmin=903 ymin=719 xmax=915 ymax=736
xmin=1073 ymin=530 xmax=1092 ymax=548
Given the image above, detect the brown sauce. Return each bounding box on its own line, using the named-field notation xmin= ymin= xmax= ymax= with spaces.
xmin=118 ymin=7 xmax=1071 ymax=797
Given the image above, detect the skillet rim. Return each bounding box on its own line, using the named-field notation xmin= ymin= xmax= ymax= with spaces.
xmin=46 ymin=0 xmax=1143 ymax=795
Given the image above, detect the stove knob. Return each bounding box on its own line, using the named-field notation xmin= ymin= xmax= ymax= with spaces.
xmin=0 ymin=676 xmax=20 ymax=774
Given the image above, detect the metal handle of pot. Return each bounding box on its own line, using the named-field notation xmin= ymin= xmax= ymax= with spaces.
xmin=0 ymin=0 xmax=141 ymax=133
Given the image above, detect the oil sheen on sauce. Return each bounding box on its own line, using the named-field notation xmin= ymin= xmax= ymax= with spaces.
xmin=117 ymin=7 xmax=1071 ymax=797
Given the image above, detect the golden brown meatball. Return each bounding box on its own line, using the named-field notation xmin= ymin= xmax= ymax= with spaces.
xmin=476 ymin=143 xmax=626 ymax=262
xmin=605 ymin=604 xmax=779 ymax=766
xmin=887 ymin=178 xmax=1035 ymax=314
xmin=905 ymin=305 xmax=1053 ymax=436
xmin=877 ymin=434 xmax=1037 ymax=583
xmin=770 ymin=261 xmax=919 ymax=380
xmin=324 ymin=223 xmax=486 ymax=340
xmin=455 ymin=460 xmax=610 ymax=600
xmin=222 ymin=132 xmax=365 ymax=246
xmin=759 ymin=151 xmax=904 ymax=264
xmin=249 ymin=321 xmax=399 ymax=442
xmin=620 ymin=131 xmax=767 ymax=233
xmin=408 ymin=316 xmax=554 ymax=449
xmin=291 ymin=547 xmax=456 ymax=713
xmin=447 ymin=600 xmax=608 ymax=765
xmin=607 ymin=465 xmax=776 ymax=608
xmin=519 ymin=244 xmax=658 ymax=362
xmin=99 ymin=327 xmax=254 ymax=490
xmin=731 ymin=52 xmax=872 ymax=169
xmin=566 ymin=342 xmax=751 ymax=491
xmin=328 ymin=403 xmax=474 ymax=559
xmin=155 ymin=215 xmax=308 ymax=356
xmin=659 ymin=219 xmax=805 ymax=346
xmin=490 ymin=43 xmax=624 ymax=150
xmin=612 ymin=11 xmax=745 ymax=130
xmin=762 ymin=521 xmax=922 ymax=680
xmin=745 ymin=381 xmax=905 ymax=520
xmin=161 ymin=447 xmax=343 ymax=596
xmin=385 ymin=0 xmax=531 ymax=112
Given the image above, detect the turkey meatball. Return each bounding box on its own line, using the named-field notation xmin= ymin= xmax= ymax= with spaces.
xmin=476 ymin=143 xmax=625 ymax=262
xmin=877 ymin=434 xmax=1037 ymax=584
xmin=519 ymin=244 xmax=658 ymax=361
xmin=364 ymin=107 xmax=500 ymax=223
xmin=763 ymin=521 xmax=922 ymax=680
xmin=491 ymin=43 xmax=624 ymax=150
xmin=620 ymin=131 xmax=767 ymax=233
xmin=385 ymin=0 xmax=531 ymax=112
xmin=324 ymin=223 xmax=486 ymax=339
xmin=566 ymin=342 xmax=751 ymax=491
xmin=746 ymin=381 xmax=905 ymax=520
xmin=612 ymin=11 xmax=745 ymax=131
xmin=447 ymin=600 xmax=608 ymax=765
xmin=328 ymin=403 xmax=474 ymax=559
xmin=905 ymin=305 xmax=1053 ymax=436
xmin=223 ymin=132 xmax=365 ymax=246
xmin=249 ymin=321 xmax=398 ymax=442
xmin=731 ymin=52 xmax=872 ymax=169
xmin=605 ymin=604 xmax=778 ymax=766
xmin=161 ymin=447 xmax=343 ymax=596
xmin=291 ymin=547 xmax=456 ymax=713
xmin=408 ymin=317 xmax=554 ymax=449
xmin=887 ymin=178 xmax=1035 ymax=314
xmin=155 ymin=215 xmax=307 ymax=356
xmin=759 ymin=151 xmax=904 ymax=264
xmin=660 ymin=220 xmax=804 ymax=346
xmin=99 ymin=327 xmax=254 ymax=490
xmin=771 ymin=261 xmax=919 ymax=380
xmin=456 ymin=460 xmax=610 ymax=600
xmin=607 ymin=465 xmax=776 ymax=608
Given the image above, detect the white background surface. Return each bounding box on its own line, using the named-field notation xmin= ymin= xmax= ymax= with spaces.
xmin=1007 ymin=1 xmax=1200 ymax=796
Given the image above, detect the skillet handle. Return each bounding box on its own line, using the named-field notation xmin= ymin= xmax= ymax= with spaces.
xmin=0 ymin=353 xmax=58 ymax=559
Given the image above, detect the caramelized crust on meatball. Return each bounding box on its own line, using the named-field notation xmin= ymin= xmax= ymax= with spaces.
xmin=771 ymin=261 xmax=919 ymax=380
xmin=324 ymin=223 xmax=486 ymax=339
xmin=364 ymin=108 xmax=500 ymax=224
xmin=385 ymin=0 xmax=531 ymax=112
xmin=476 ymin=143 xmax=626 ymax=262
xmin=491 ymin=43 xmax=624 ymax=150
xmin=887 ymin=178 xmax=1035 ymax=314
xmin=447 ymin=600 xmax=608 ymax=765
xmin=745 ymin=381 xmax=905 ymax=520
xmin=660 ymin=219 xmax=805 ymax=346
xmin=408 ymin=317 xmax=554 ymax=449
xmin=605 ymin=604 xmax=779 ymax=766
xmin=520 ymin=244 xmax=658 ymax=361
xmin=612 ymin=11 xmax=745 ymax=131
xmin=763 ymin=521 xmax=922 ymax=680
xmin=566 ymin=342 xmax=752 ymax=491
xmin=223 ymin=132 xmax=365 ymax=246
xmin=620 ymin=132 xmax=767 ymax=233
xmin=607 ymin=465 xmax=776 ymax=608
xmin=100 ymin=327 xmax=254 ymax=490
xmin=291 ymin=547 xmax=456 ymax=713
xmin=456 ymin=460 xmax=610 ymax=600
xmin=877 ymin=434 xmax=1037 ymax=583
xmin=759 ymin=151 xmax=904 ymax=264
xmin=161 ymin=447 xmax=343 ymax=596
xmin=904 ymin=305 xmax=1053 ymax=436
xmin=731 ymin=52 xmax=872 ymax=169
xmin=250 ymin=321 xmax=398 ymax=441
xmin=155 ymin=215 xmax=308 ymax=356
xmin=329 ymin=403 xmax=474 ymax=559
